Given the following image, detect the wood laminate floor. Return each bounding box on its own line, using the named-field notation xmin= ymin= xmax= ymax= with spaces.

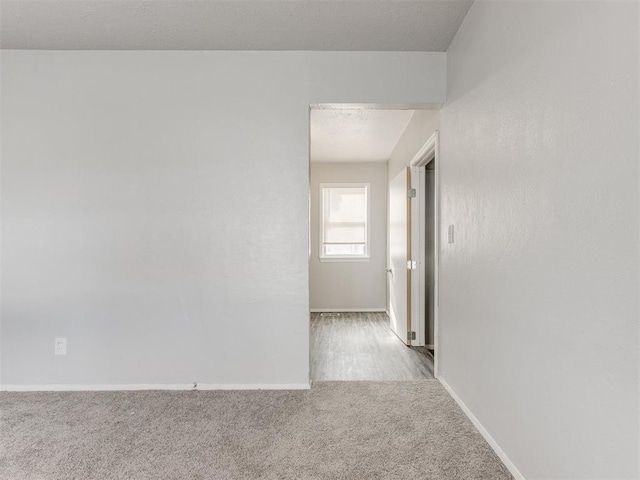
xmin=310 ymin=312 xmax=435 ymax=381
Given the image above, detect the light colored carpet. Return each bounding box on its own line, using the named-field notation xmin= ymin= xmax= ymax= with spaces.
xmin=1 ymin=382 xmax=512 ymax=479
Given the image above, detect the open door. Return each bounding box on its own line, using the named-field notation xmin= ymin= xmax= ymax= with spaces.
xmin=388 ymin=167 xmax=413 ymax=345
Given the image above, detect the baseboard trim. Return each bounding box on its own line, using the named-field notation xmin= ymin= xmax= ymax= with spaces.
xmin=438 ymin=377 xmax=526 ymax=480
xmin=0 ymin=383 xmax=311 ymax=392
xmin=310 ymin=308 xmax=386 ymax=313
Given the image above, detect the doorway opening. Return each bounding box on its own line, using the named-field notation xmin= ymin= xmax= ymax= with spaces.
xmin=308 ymin=104 xmax=440 ymax=382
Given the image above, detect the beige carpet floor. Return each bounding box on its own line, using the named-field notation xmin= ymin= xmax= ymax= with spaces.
xmin=0 ymin=381 xmax=512 ymax=479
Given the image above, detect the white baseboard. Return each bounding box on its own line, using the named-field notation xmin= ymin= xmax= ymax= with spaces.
xmin=438 ymin=377 xmax=526 ymax=480
xmin=310 ymin=308 xmax=386 ymax=313
xmin=0 ymin=383 xmax=311 ymax=392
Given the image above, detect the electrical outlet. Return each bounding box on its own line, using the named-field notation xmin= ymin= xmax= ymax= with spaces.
xmin=448 ymin=225 xmax=455 ymax=244
xmin=54 ymin=337 xmax=67 ymax=356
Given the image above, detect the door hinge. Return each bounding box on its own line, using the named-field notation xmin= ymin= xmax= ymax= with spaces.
xmin=406 ymin=260 xmax=417 ymax=270
xmin=407 ymin=188 xmax=416 ymax=198
xmin=407 ymin=331 xmax=416 ymax=341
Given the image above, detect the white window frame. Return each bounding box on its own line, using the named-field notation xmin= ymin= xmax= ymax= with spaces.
xmin=319 ymin=182 xmax=370 ymax=262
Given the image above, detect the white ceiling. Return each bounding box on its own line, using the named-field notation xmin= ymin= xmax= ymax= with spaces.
xmin=0 ymin=1 xmax=473 ymax=51
xmin=310 ymin=108 xmax=415 ymax=163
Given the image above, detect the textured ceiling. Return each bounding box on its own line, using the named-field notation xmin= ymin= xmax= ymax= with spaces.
xmin=310 ymin=108 xmax=416 ymax=163
xmin=0 ymin=0 xmax=473 ymax=51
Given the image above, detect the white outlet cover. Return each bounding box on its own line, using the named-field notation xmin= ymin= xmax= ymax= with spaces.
xmin=54 ymin=337 xmax=67 ymax=355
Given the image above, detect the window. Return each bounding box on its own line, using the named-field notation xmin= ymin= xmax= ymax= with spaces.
xmin=320 ymin=183 xmax=369 ymax=260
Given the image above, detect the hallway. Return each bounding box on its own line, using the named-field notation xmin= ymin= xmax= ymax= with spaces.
xmin=310 ymin=312 xmax=434 ymax=381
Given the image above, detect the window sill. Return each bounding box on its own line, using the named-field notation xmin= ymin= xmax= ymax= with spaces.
xmin=319 ymin=256 xmax=371 ymax=263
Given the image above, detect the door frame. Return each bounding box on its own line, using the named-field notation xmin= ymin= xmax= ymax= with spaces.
xmin=409 ymin=130 xmax=440 ymax=378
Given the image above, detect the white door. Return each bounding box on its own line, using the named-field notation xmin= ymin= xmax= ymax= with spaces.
xmin=388 ymin=167 xmax=411 ymax=345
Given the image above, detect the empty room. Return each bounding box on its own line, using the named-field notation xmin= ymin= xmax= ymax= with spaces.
xmin=1 ymin=1 xmax=638 ymax=479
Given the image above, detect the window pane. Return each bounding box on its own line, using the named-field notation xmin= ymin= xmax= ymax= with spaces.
xmin=321 ymin=185 xmax=368 ymax=257
xmin=324 ymin=244 xmax=366 ymax=256
xmin=323 ymin=187 xmax=367 ymax=244
xmin=323 ymin=222 xmax=366 ymax=243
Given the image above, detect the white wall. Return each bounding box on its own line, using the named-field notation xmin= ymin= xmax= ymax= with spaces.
xmin=387 ymin=109 xmax=440 ymax=181
xmin=0 ymin=50 xmax=446 ymax=387
xmin=440 ymin=1 xmax=639 ymax=478
xmin=309 ymin=162 xmax=387 ymax=311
